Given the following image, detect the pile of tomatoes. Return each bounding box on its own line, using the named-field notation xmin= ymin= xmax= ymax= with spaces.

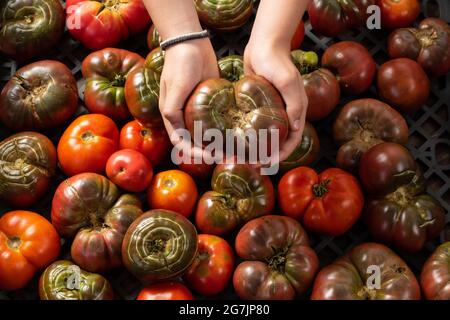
xmin=0 ymin=0 xmax=449 ymax=301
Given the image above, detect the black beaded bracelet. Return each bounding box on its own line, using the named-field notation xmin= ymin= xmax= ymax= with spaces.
xmin=160 ymin=30 xmax=211 ymax=51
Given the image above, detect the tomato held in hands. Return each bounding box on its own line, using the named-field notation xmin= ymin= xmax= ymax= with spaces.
xmin=377 ymin=58 xmax=430 ymax=113
xmin=137 ymin=282 xmax=193 ymax=300
xmin=106 ymin=149 xmax=153 ymax=192
xmin=278 ymin=167 xmax=364 ymax=236
xmin=57 ymin=114 xmax=119 ymax=176
xmin=233 ymin=215 xmax=319 ymax=300
xmin=378 ymin=0 xmax=420 ymax=29
xmin=147 ymin=170 xmax=198 ymax=218
xmin=421 ymin=242 xmax=450 ymax=300
xmin=66 ymin=0 xmax=151 ymax=50
xmin=0 ymin=211 xmax=60 ymax=291
xmin=184 ymin=234 xmax=234 ymax=296
xmin=322 ymin=41 xmax=376 ymax=95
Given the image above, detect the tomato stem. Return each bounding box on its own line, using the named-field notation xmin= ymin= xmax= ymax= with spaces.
xmin=312 ymin=179 xmax=331 ymax=198
xmin=148 ymin=238 xmax=166 ymax=255
xmin=7 ymin=236 xmax=22 ymax=250
xmin=267 ymin=246 xmax=289 ymax=273
xmin=81 ymin=131 xmax=95 ymax=142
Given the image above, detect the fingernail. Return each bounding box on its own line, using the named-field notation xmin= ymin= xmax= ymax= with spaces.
xmin=293 ymin=120 xmax=301 ymax=130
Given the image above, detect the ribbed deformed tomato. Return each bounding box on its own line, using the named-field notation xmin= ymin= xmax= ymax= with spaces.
xmin=39 ymin=260 xmax=114 ymax=300
xmin=0 ymin=132 xmax=56 ymax=207
xmin=233 ymin=215 xmax=319 ymax=300
xmin=333 ymin=98 xmax=409 ymax=172
xmin=122 ymin=209 xmax=198 ymax=282
xmin=125 ymin=48 xmax=165 ymax=127
xmin=311 ymin=242 xmax=421 ymax=300
xmin=137 ymin=282 xmax=193 ymax=300
xmin=66 ymin=0 xmax=150 ymax=50
xmin=378 ymin=0 xmax=420 ymax=29
xmin=421 ymin=242 xmax=450 ymax=300
xmin=57 ymin=114 xmax=119 ymax=176
xmin=308 ymin=0 xmax=376 ymax=37
xmin=388 ymin=18 xmax=450 ymax=76
xmin=377 ymin=58 xmax=430 ymax=113
xmin=184 ymin=75 xmax=289 ymax=154
xmin=194 ymin=0 xmax=253 ymax=32
xmin=195 ymin=163 xmax=275 ymax=236
xmin=322 ymin=41 xmax=376 ymax=95
xmin=0 ymin=0 xmax=65 ymax=61
xmin=218 ymin=55 xmax=244 ymax=82
xmin=291 ymin=50 xmax=340 ymax=121
xmin=51 ymin=173 xmax=143 ymax=273
xmin=0 ymin=211 xmax=61 ymax=291
xmin=0 ymin=60 xmax=78 ymax=131
xmin=82 ymin=48 xmax=145 ymax=121
xmin=359 ymin=143 xmax=446 ymax=252
xmin=185 ymin=234 xmax=235 ymax=296
xmin=280 ymin=122 xmax=320 ymax=172
xmin=278 ymin=167 xmax=364 ymax=236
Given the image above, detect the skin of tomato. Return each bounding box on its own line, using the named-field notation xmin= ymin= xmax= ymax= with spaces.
xmin=184 ymin=234 xmax=235 ymax=296
xmin=147 ymin=170 xmax=198 ymax=218
xmin=0 ymin=211 xmax=60 ymax=291
xmin=178 ymin=161 xmax=215 ymax=180
xmin=378 ymin=0 xmax=420 ymax=29
xmin=290 ymin=21 xmax=305 ymax=50
xmin=119 ymin=120 xmax=170 ymax=167
xmin=421 ymin=242 xmax=450 ymax=300
xmin=136 ymin=282 xmax=193 ymax=300
xmin=106 ymin=149 xmax=153 ymax=192
xmin=57 ymin=114 xmax=119 ymax=176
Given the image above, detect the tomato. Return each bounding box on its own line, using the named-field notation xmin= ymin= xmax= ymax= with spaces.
xmin=184 ymin=235 xmax=234 ymax=296
xmin=57 ymin=114 xmax=119 ymax=176
xmin=233 ymin=215 xmax=318 ymax=300
xmin=66 ymin=0 xmax=150 ymax=50
xmin=39 ymin=260 xmax=114 ymax=300
xmin=0 ymin=211 xmax=60 ymax=291
xmin=421 ymin=242 xmax=450 ymax=300
xmin=194 ymin=0 xmax=253 ymax=32
xmin=125 ymin=48 xmax=165 ymax=127
xmin=311 ymin=242 xmax=421 ymax=300
xmin=332 ymin=98 xmax=409 ymax=172
xmin=195 ymin=163 xmax=275 ymax=236
xmin=51 ymin=173 xmax=143 ymax=273
xmin=0 ymin=0 xmax=64 ymax=61
xmin=106 ymin=149 xmax=153 ymax=192
xmin=388 ymin=18 xmax=450 ymax=77
xmin=122 ymin=209 xmax=198 ymax=282
xmin=0 ymin=132 xmax=56 ymax=207
xmin=178 ymin=160 xmax=215 ymax=180
xmin=0 ymin=60 xmax=78 ymax=131
xmin=280 ymin=122 xmax=320 ymax=172
xmin=359 ymin=143 xmax=445 ymax=252
xmin=119 ymin=120 xmax=170 ymax=167
xmin=147 ymin=25 xmax=161 ymax=51
xmin=218 ymin=55 xmax=244 ymax=82
xmin=292 ymin=50 xmax=340 ymax=121
xmin=291 ymin=21 xmax=305 ymax=50
xmin=82 ymin=48 xmax=145 ymax=121
xmin=137 ymin=282 xmax=193 ymax=300
xmin=377 ymin=58 xmax=430 ymax=113
xmin=278 ymin=167 xmax=364 ymax=236
xmin=322 ymin=41 xmax=376 ymax=95
xmin=378 ymin=0 xmax=420 ymax=29
xmin=185 ymin=76 xmax=289 ymax=153
xmin=308 ymin=0 xmax=376 ymax=37
xmin=147 ymin=170 xmax=198 ymax=218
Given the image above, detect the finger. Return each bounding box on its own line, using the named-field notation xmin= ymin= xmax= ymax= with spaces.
xmin=160 ymin=79 xmax=194 ymax=131
xmin=276 ymin=71 xmax=307 ymax=131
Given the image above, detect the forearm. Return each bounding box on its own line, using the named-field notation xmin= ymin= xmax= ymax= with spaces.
xmin=250 ymin=0 xmax=310 ymax=48
xmin=143 ymin=0 xmax=202 ymax=40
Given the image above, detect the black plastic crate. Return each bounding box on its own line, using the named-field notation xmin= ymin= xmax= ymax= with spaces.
xmin=0 ymin=0 xmax=449 ymax=300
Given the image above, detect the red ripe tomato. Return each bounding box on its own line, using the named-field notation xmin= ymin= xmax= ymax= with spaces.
xmin=66 ymin=0 xmax=151 ymax=50
xmin=178 ymin=160 xmax=215 ymax=180
xmin=378 ymin=0 xmax=420 ymax=29
xmin=57 ymin=114 xmax=119 ymax=176
xmin=147 ymin=170 xmax=198 ymax=218
xmin=421 ymin=242 xmax=450 ymax=300
xmin=291 ymin=20 xmax=305 ymax=50
xmin=184 ymin=234 xmax=235 ymax=296
xmin=278 ymin=167 xmax=364 ymax=236
xmin=0 ymin=211 xmax=60 ymax=291
xmin=106 ymin=149 xmax=153 ymax=192
xmin=136 ymin=282 xmax=194 ymax=300
xmin=119 ymin=120 xmax=171 ymax=167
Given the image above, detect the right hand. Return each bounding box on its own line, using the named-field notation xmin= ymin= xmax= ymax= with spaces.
xmin=159 ymin=38 xmax=219 ymax=162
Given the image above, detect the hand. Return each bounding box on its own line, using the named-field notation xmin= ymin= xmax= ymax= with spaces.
xmin=159 ymin=38 xmax=219 ymax=162
xmin=244 ymin=38 xmax=308 ymax=163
